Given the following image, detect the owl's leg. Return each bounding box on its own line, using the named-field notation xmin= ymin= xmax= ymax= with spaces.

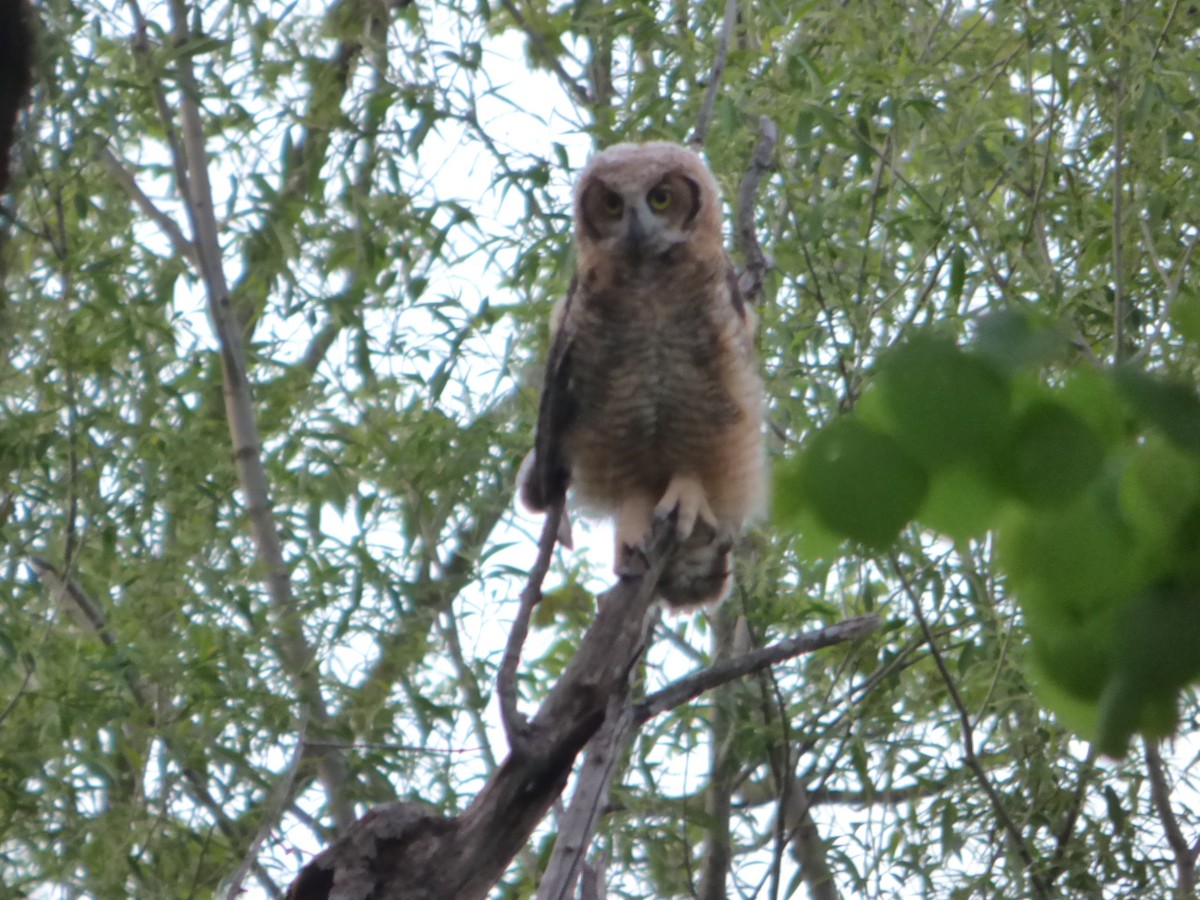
xmin=614 ymin=492 xmax=656 ymax=578
xmin=655 ymin=473 xmax=719 ymax=540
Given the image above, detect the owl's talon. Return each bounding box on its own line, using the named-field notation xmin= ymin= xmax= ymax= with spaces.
xmin=617 ymin=542 xmax=650 ymax=579
xmin=655 ymin=474 xmax=718 ymax=540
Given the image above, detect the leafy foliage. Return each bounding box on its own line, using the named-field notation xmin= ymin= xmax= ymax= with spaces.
xmin=4 ymin=0 xmax=1200 ymax=898
xmin=777 ymin=317 xmax=1200 ymax=757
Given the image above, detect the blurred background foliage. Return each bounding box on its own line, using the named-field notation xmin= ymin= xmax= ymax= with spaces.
xmin=4 ymin=0 xmax=1200 ymax=897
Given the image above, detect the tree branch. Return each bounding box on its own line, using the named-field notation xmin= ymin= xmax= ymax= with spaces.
xmin=1145 ymin=737 xmax=1197 ymax=898
xmin=734 ymin=115 xmax=778 ymax=305
xmin=535 ymin=690 xmax=636 ymax=900
xmin=783 ymin=782 xmax=839 ymax=900
xmin=286 ymin=519 xmax=676 ymax=900
xmin=98 ymin=145 xmax=197 ymax=265
xmin=632 ymin=614 xmax=879 ymax=725
xmin=497 ymin=0 xmax=592 ymax=109
xmin=892 ymin=554 xmax=1049 ymax=898
xmin=697 ymin=607 xmax=738 ymax=900
xmin=225 ymin=710 xmax=311 ymax=899
xmin=499 ymin=500 xmax=564 ymax=746
xmin=165 ymin=0 xmax=353 ymax=832
xmin=689 ymin=0 xmax=739 ymax=151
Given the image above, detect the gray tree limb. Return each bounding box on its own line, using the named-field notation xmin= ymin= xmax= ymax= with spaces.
xmin=165 ymin=0 xmax=354 ymax=832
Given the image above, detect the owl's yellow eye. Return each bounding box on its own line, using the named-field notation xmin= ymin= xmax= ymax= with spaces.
xmin=647 ymin=185 xmax=673 ymax=211
xmin=602 ymin=191 xmax=624 ymax=217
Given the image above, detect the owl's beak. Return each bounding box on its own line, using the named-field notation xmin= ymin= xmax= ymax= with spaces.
xmin=624 ymin=209 xmax=648 ymax=255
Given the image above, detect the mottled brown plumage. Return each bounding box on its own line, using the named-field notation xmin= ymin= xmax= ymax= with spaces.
xmin=521 ymin=142 xmax=766 ymax=608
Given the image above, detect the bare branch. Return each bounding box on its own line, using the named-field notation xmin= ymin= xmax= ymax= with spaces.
xmin=1145 ymin=737 xmax=1197 ymax=898
xmin=98 ymin=145 xmax=198 ymax=265
xmin=782 ymin=783 xmax=839 ymax=900
xmin=734 ymin=115 xmax=778 ymax=306
xmin=225 ymin=711 xmax=311 ymax=899
xmin=689 ymin=0 xmax=739 ymax=151
xmin=165 ymin=0 xmax=353 ymax=831
xmin=892 ymin=554 xmax=1049 ymax=898
xmin=499 ymin=500 xmax=565 ymax=746
xmin=286 ymin=519 xmax=676 ymax=900
xmin=632 ymin=614 xmax=879 ymax=725
xmin=299 ymin=322 xmax=343 ymax=376
xmin=536 ymin=692 xmax=636 ymax=900
xmin=579 ymin=853 xmax=608 ymax=900
xmin=697 ymin=608 xmax=738 ymax=900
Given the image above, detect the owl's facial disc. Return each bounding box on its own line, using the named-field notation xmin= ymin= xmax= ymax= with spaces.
xmin=579 ymin=172 xmax=702 ymax=259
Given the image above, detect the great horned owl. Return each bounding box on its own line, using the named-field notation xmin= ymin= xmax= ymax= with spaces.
xmin=520 ymin=141 xmax=766 ymax=608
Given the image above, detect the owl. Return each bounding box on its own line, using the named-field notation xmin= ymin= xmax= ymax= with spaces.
xmin=520 ymin=141 xmax=767 ymax=609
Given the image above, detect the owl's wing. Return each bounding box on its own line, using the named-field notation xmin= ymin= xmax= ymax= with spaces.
xmin=520 ymin=278 xmax=579 ymax=516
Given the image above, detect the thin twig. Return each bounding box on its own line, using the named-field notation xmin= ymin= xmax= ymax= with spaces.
xmin=125 ymin=0 xmax=194 ymax=216
xmin=499 ymin=501 xmax=564 ymax=746
xmin=689 ymin=0 xmax=739 ymax=151
xmin=734 ymin=115 xmax=778 ymax=305
xmin=0 ymin=658 xmax=34 ymax=728
xmin=99 ymin=145 xmax=198 ymax=265
xmin=1145 ymin=737 xmax=1197 ymax=898
xmin=28 ymin=557 xmax=118 ymax=650
xmin=498 ymin=0 xmax=592 ymax=108
xmin=891 ymin=554 xmax=1049 ymax=898
xmin=1046 ymin=749 xmax=1095 ymax=887
xmin=28 ymin=557 xmax=282 ymax=896
xmin=632 ymin=615 xmax=880 ymax=725
xmin=1112 ymin=57 xmax=1127 ymax=363
xmin=224 ymin=710 xmax=310 ymax=900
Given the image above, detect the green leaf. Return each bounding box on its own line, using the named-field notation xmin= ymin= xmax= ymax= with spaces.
xmin=972 ymin=311 xmax=1067 ymax=374
xmin=997 ymin=488 xmax=1154 ymax=629
xmin=1099 ymin=580 xmax=1200 ymax=755
xmin=917 ymin=464 xmax=1002 ymax=540
xmin=874 ymin=335 xmax=1013 ymax=470
xmin=948 ymin=245 xmax=966 ymax=308
xmin=1118 ymin=436 xmax=1200 ymax=554
xmin=797 ymin=417 xmax=929 ymax=549
xmin=1005 ymin=401 xmax=1104 ymax=507
xmin=1169 ymin=291 xmax=1200 ymax=344
xmin=1113 ymin=367 xmax=1200 ymax=453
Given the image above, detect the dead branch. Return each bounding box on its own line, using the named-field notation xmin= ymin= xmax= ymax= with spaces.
xmin=734 ymin=115 xmax=779 ymax=305
xmin=285 ymin=519 xmax=676 ymax=900
xmin=499 ymin=500 xmax=565 ymax=746
xmin=535 ymin=691 xmax=636 ymax=900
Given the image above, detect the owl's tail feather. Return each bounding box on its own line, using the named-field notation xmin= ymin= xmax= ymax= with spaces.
xmin=516 ymin=450 xmax=575 ymax=550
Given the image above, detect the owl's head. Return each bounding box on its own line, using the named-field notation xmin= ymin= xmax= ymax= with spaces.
xmin=572 ymin=142 xmax=723 ymax=264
